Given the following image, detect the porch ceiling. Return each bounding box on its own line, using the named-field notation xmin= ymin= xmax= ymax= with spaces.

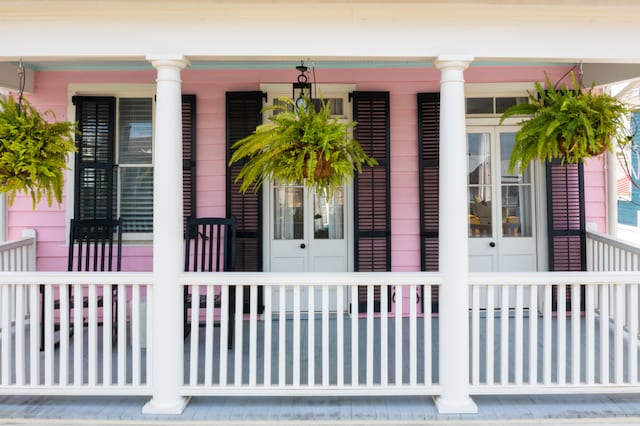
xmin=1 ymin=0 xmax=640 ymax=93
xmin=1 ymin=1 xmax=640 ymax=66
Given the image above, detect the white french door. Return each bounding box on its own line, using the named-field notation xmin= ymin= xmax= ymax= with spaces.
xmin=467 ymin=126 xmax=537 ymax=272
xmin=269 ymin=182 xmax=349 ymax=273
xmin=261 ymin=84 xmax=355 ymax=312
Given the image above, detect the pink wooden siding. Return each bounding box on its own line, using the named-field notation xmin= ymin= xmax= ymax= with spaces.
xmin=6 ymin=65 xmax=601 ymax=273
xmin=584 ymin=157 xmax=607 ymax=233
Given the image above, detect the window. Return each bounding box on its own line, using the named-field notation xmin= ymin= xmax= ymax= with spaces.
xmin=73 ymin=94 xmax=196 ymax=240
xmin=466 ymin=96 xmax=528 ymax=115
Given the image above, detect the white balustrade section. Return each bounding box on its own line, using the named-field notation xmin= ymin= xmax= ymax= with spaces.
xmin=469 ymin=271 xmax=640 ymax=394
xmin=587 ymin=231 xmax=640 ymax=351
xmin=0 ymin=230 xmax=36 ymax=323
xmin=0 ymin=229 xmax=36 ymax=273
xmin=587 ymin=231 xmax=640 ymax=272
xmin=181 ymin=272 xmax=441 ymax=396
xmin=0 ymin=272 xmax=151 ymax=395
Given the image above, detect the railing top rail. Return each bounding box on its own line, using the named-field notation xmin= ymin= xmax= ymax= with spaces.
xmin=0 ymin=271 xmax=153 ymax=285
xmin=587 ymin=230 xmax=640 ymax=253
xmin=470 ymin=271 xmax=640 ymax=286
xmin=0 ymin=235 xmax=35 ymax=252
xmin=180 ymin=271 xmax=443 ymax=286
xmin=4 ymin=270 xmax=638 ymax=287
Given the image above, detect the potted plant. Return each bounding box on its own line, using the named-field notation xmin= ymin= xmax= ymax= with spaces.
xmin=499 ymin=72 xmax=632 ymax=173
xmin=229 ymin=96 xmax=377 ymax=194
xmin=0 ymin=95 xmax=77 ymax=207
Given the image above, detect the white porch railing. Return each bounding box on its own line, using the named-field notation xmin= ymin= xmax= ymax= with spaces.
xmin=469 ymin=272 xmax=640 ymax=394
xmin=0 ymin=229 xmax=36 ymax=273
xmin=0 ymin=272 xmax=151 ymax=395
xmin=587 ymin=231 xmax=640 ymax=272
xmin=181 ymin=272 xmax=441 ymax=396
xmin=0 ymin=230 xmax=36 ymax=324
xmin=1 ymin=232 xmax=639 ymax=407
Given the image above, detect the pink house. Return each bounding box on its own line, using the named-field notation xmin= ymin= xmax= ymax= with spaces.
xmin=1 ymin=0 xmax=640 ymax=420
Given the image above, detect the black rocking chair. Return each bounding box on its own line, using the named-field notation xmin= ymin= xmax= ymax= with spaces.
xmin=40 ymin=218 xmax=122 ymax=351
xmin=183 ymin=217 xmax=237 ymax=348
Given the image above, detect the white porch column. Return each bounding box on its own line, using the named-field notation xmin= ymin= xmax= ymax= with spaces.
xmin=434 ymin=56 xmax=477 ymax=414
xmin=0 ymin=194 xmax=6 ymax=242
xmin=143 ymin=54 xmax=190 ymax=415
xmin=606 ymin=151 xmax=618 ymax=236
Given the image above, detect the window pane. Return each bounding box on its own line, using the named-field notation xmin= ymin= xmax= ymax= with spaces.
xmin=468 ymin=133 xmax=492 ymax=186
xmin=468 ymin=133 xmax=493 ymax=237
xmin=501 ymin=185 xmax=532 ymax=237
xmin=119 ymin=98 xmax=153 ymax=164
xmin=469 ymin=187 xmax=493 ymax=237
xmin=120 ymin=167 xmax=153 ymax=233
xmin=496 ymin=96 xmax=528 ymax=114
xmin=312 ymin=98 xmax=344 ymax=116
xmin=466 ymin=97 xmax=493 ymax=114
xmin=314 ymin=188 xmax=344 ymax=239
xmin=500 ymin=132 xmax=532 ymax=238
xmin=274 ymin=185 xmax=304 ymax=240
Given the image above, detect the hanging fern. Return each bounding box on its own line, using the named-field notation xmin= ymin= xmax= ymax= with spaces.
xmin=229 ymin=96 xmax=377 ymax=195
xmin=0 ymin=96 xmax=77 ymax=207
xmin=499 ymin=72 xmax=633 ymax=173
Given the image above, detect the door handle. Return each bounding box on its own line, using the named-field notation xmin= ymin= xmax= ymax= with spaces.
xmin=300 ymin=243 xmax=306 ymax=249
xmin=489 ymin=242 xmax=496 ymax=248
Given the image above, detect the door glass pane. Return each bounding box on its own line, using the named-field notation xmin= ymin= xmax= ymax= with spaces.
xmin=500 ymin=132 xmax=532 ymax=237
xmin=468 ymin=133 xmax=493 ymax=237
xmin=314 ymin=187 xmax=344 ymax=239
xmin=273 ymin=185 xmax=304 ymax=240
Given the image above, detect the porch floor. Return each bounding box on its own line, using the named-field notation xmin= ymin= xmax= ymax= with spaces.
xmin=3 ymin=315 xmax=640 ymax=424
xmin=1 ymin=393 xmax=639 ymax=425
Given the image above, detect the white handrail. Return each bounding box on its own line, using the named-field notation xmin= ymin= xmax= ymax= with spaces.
xmin=587 ymin=231 xmax=640 ymax=272
xmin=0 ymin=229 xmax=36 ymax=272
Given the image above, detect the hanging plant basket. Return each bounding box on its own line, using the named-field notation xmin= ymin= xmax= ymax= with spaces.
xmin=0 ymin=96 xmax=77 ymax=207
xmin=303 ymin=149 xmax=333 ymax=178
xmin=229 ymin=96 xmax=377 ymax=195
xmin=499 ymin=71 xmax=633 ymax=173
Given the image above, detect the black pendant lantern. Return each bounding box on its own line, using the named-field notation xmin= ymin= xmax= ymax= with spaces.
xmin=292 ymin=61 xmax=312 ymax=109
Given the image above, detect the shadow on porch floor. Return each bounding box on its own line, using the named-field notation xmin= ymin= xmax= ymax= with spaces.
xmin=0 ymin=393 xmax=639 ymax=425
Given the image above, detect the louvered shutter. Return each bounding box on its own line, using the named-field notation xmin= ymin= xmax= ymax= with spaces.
xmin=226 ymin=91 xmax=265 ymax=314
xmin=418 ymin=93 xmax=440 ymax=313
xmin=74 ymin=95 xmax=196 ymax=230
xmin=182 ymin=95 xmax=196 ymax=225
xmin=73 ymin=96 xmax=116 ymax=221
xmin=352 ymin=91 xmax=391 ymax=313
xmin=546 ymin=160 xmax=586 ymax=310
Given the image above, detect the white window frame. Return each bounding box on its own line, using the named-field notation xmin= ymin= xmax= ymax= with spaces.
xmin=66 ymin=84 xmax=156 ymax=243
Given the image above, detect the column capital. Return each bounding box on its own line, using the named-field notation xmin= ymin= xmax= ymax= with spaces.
xmin=434 ymin=56 xmax=474 ymax=72
xmin=146 ymin=54 xmax=190 ymax=70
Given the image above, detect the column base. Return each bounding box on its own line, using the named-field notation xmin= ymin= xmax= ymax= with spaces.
xmin=433 ymin=395 xmax=478 ymax=414
xmin=142 ymin=396 xmax=191 ymax=415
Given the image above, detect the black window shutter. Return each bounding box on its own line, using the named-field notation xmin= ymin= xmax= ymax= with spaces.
xmin=73 ymin=96 xmax=116 ymax=221
xmin=546 ymin=160 xmax=586 ymax=310
xmin=182 ymin=94 xmax=196 ymax=225
xmin=417 ymin=93 xmax=440 ymax=313
xmin=352 ymin=91 xmax=391 ymax=313
xmin=546 ymin=160 xmax=586 ymax=271
xmin=226 ymin=91 xmax=265 ymax=314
